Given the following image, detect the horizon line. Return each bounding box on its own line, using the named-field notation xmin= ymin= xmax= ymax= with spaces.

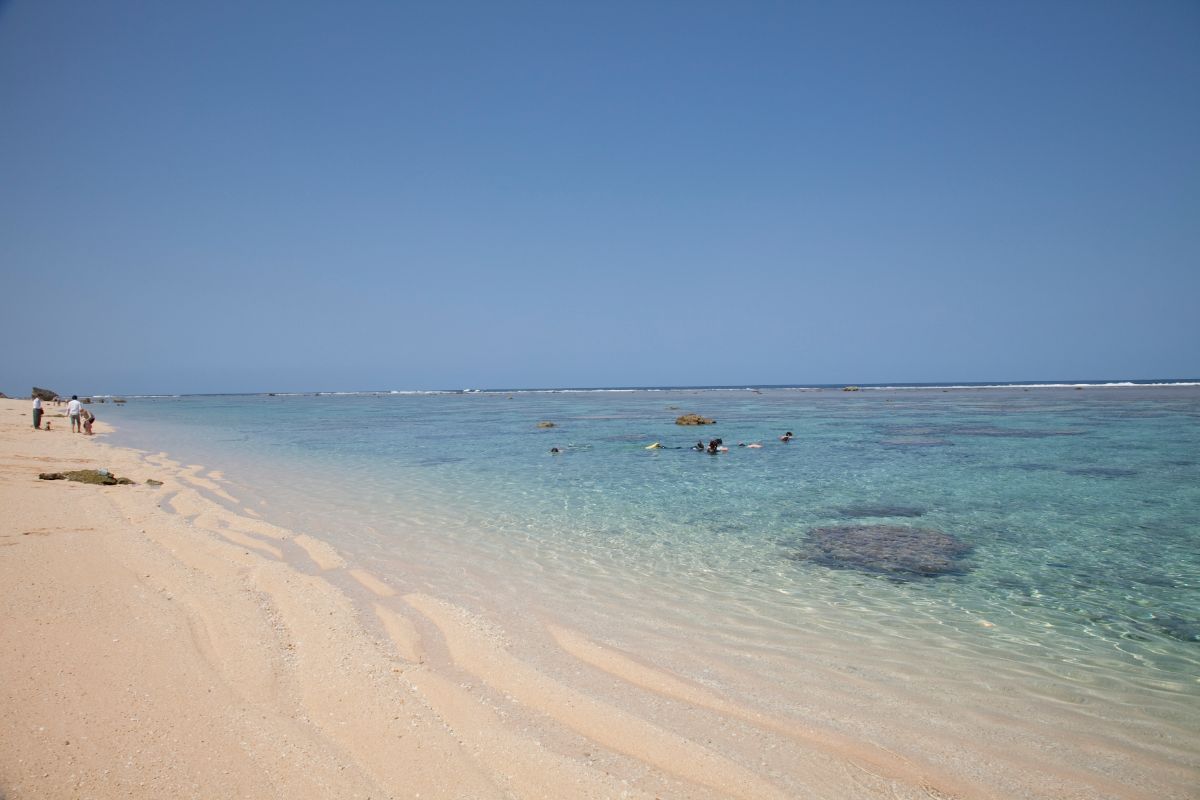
xmin=49 ymin=377 xmax=1200 ymax=399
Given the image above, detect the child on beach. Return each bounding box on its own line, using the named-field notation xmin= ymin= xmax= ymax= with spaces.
xmin=81 ymin=408 xmax=95 ymax=435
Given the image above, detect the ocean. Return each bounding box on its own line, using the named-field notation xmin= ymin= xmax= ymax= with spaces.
xmin=103 ymin=381 xmax=1200 ymax=793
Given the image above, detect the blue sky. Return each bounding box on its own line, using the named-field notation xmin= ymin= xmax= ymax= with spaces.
xmin=1 ymin=1 xmax=1197 ymax=394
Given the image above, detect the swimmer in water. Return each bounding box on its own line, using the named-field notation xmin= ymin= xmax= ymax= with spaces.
xmin=780 ymin=431 xmax=793 ymax=442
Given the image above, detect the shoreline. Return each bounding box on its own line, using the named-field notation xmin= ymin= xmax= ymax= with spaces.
xmin=0 ymin=398 xmax=911 ymax=799
xmin=1 ymin=397 xmax=1195 ymax=799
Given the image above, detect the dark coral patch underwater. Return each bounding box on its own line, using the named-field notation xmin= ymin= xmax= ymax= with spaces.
xmin=1062 ymin=466 xmax=1139 ymax=478
xmin=836 ymin=505 xmax=925 ymax=519
xmin=794 ymin=525 xmax=972 ymax=579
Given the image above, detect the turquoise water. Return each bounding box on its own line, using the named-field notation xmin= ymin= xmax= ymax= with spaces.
xmin=107 ymin=385 xmax=1200 ymax=702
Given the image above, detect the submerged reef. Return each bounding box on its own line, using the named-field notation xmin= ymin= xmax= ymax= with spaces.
xmin=882 ymin=423 xmax=1086 ymax=440
xmin=796 ymin=524 xmax=971 ymax=578
xmin=1154 ymin=616 xmax=1200 ymax=643
xmin=1062 ymin=466 xmax=1139 ymax=478
xmin=837 ymin=505 xmax=925 ymax=519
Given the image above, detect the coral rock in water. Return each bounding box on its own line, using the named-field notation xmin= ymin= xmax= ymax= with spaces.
xmin=800 ymin=525 xmax=971 ymax=578
xmin=675 ymin=413 xmax=716 ymax=425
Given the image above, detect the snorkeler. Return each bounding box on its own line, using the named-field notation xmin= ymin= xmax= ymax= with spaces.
xmin=780 ymin=431 xmax=793 ymax=442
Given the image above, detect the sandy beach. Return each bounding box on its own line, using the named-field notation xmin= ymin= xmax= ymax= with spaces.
xmin=1 ymin=395 xmax=1196 ymax=800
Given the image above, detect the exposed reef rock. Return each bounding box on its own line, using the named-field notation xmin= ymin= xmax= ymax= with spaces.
xmin=39 ymin=469 xmax=134 ymax=486
xmin=536 ymin=421 xmax=556 ymax=428
xmin=796 ymin=525 xmax=971 ymax=578
xmin=31 ymin=387 xmax=58 ymax=401
xmin=675 ymin=414 xmax=715 ymax=425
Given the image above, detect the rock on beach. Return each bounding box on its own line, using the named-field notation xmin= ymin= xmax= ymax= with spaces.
xmin=38 ymin=469 xmax=134 ymax=486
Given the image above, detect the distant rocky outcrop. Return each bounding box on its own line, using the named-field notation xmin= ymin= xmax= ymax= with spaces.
xmin=842 ymin=386 xmax=861 ymax=392
xmin=794 ymin=524 xmax=971 ymax=578
xmin=0 ymin=392 xmax=8 ymax=399
xmin=38 ymin=469 xmax=134 ymax=486
xmin=675 ymin=413 xmax=716 ymax=425
xmin=31 ymin=387 xmax=58 ymax=401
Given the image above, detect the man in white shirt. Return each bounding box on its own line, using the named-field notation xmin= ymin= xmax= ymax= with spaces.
xmin=66 ymin=395 xmax=83 ymax=433
xmin=32 ymin=395 xmax=43 ymax=429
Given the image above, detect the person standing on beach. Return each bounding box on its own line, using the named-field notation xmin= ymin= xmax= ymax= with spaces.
xmin=66 ymin=395 xmax=82 ymax=433
xmin=31 ymin=395 xmax=42 ymax=429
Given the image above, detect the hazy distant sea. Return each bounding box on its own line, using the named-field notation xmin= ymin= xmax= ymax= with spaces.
xmin=106 ymin=381 xmax=1200 ymax=773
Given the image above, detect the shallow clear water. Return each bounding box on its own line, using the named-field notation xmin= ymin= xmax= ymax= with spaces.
xmin=106 ymin=386 xmax=1200 ymax=706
